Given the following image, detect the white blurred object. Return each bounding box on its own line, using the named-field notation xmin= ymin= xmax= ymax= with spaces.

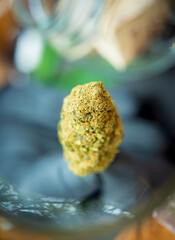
xmin=94 ymin=0 xmax=170 ymax=69
xmin=14 ymin=29 xmax=44 ymax=73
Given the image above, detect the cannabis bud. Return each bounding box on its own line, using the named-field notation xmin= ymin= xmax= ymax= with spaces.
xmin=58 ymin=82 xmax=123 ymax=176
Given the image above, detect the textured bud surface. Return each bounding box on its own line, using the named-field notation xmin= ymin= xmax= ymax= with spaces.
xmin=58 ymin=82 xmax=123 ymax=176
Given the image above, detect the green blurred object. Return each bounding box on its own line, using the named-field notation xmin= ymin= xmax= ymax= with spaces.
xmin=32 ymin=36 xmax=175 ymax=89
xmin=32 ymin=41 xmax=118 ymax=89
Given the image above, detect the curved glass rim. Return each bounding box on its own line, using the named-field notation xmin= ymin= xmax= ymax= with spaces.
xmin=0 ymin=171 xmax=175 ymax=239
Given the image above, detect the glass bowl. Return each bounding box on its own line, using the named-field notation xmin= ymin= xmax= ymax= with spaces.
xmin=0 ymin=74 xmax=175 ymax=239
xmin=1 ymin=1 xmax=175 ymax=239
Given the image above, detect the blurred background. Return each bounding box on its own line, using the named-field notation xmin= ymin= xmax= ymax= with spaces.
xmin=0 ymin=0 xmax=175 ymax=239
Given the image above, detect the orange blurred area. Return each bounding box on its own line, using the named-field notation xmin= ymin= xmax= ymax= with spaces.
xmin=0 ymin=57 xmax=12 ymax=88
xmin=0 ymin=0 xmax=19 ymax=58
xmin=115 ymin=217 xmax=175 ymax=240
xmin=0 ymin=0 xmax=19 ymax=87
xmin=0 ymin=218 xmax=52 ymax=240
xmin=1 ymin=216 xmax=175 ymax=240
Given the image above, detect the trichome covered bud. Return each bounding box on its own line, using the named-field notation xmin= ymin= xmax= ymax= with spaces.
xmin=58 ymin=82 xmax=123 ymax=176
